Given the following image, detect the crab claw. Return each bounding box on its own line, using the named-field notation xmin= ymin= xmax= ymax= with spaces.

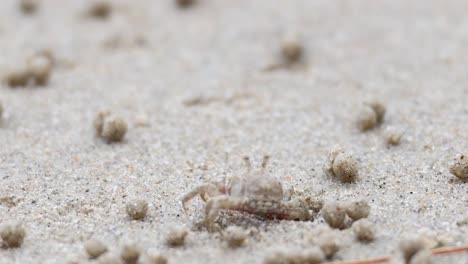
xmin=279 ymin=206 xmax=312 ymax=221
xmin=180 ymin=183 xmax=221 ymax=215
xmin=284 ymin=198 xmax=314 ymax=221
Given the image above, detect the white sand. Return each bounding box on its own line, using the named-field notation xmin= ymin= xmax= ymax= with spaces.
xmin=0 ymin=0 xmax=467 ymax=263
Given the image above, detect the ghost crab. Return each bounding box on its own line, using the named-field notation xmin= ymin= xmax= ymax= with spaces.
xmin=181 ymin=155 xmax=313 ymax=231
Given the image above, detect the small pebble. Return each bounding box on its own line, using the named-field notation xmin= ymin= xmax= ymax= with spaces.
xmin=329 ymin=150 xmax=359 ymax=183
xmin=222 ymin=226 xmax=248 ymax=249
xmin=84 ymin=239 xmax=108 ymax=259
xmin=449 ymin=154 xmax=468 ymax=180
xmin=384 ymin=126 xmax=403 ymax=146
xmin=120 ymin=244 xmax=140 ymax=264
xmin=281 ymin=34 xmax=303 ymax=63
xmin=400 ymin=236 xmax=428 ymax=264
xmin=0 ymin=223 xmax=26 ymax=248
xmin=352 ymin=219 xmax=375 ymax=242
xmin=344 ymin=200 xmax=370 ymax=221
xmin=126 ymin=199 xmax=148 ymax=220
xmin=89 ymin=1 xmax=112 ymax=19
xmin=321 ymin=202 xmax=346 ymax=229
xmin=176 ymin=0 xmax=195 ymax=8
xmin=166 ymin=226 xmax=189 ymax=247
xmin=20 ymin=0 xmax=38 ymax=14
xmin=148 ymin=254 xmax=168 ymax=264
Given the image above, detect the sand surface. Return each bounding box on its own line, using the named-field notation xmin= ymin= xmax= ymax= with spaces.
xmin=0 ymin=0 xmax=467 ymax=263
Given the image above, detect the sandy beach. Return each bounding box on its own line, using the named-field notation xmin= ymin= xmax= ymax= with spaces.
xmin=0 ymin=0 xmax=467 ymax=263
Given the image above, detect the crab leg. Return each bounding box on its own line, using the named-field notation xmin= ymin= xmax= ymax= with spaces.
xmin=205 ymin=196 xmax=248 ymax=229
xmin=181 ymin=183 xmax=219 ymax=214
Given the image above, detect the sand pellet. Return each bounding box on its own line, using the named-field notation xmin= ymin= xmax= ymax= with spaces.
xmin=332 ymin=153 xmax=358 ymax=182
xmin=3 ymin=67 xmax=31 ymax=87
xmin=384 ymin=126 xmax=403 ymax=146
xmin=99 ymin=254 xmax=124 ymax=264
xmin=66 ymin=256 xmax=81 ymax=264
xmin=102 ymin=116 xmax=128 ymax=142
xmin=35 ymin=49 xmax=56 ymax=66
xmin=281 ymin=34 xmax=303 ymax=63
xmin=84 ymin=239 xmax=108 ymax=259
xmin=449 ymin=154 xmax=468 ymax=180
xmin=20 ymin=0 xmax=37 ymax=14
xmin=400 ymin=236 xmax=428 ymax=264
xmin=263 ymin=247 xmax=325 ymax=264
xmin=125 ymin=199 xmax=148 ymax=220
xmin=4 ymin=52 xmax=53 ymax=88
xmin=166 ymin=226 xmax=189 ymax=247
xmin=120 ymin=244 xmax=140 ymax=264
xmin=148 ymin=254 xmax=168 ymax=264
xmin=409 ymin=249 xmax=432 ymax=264
xmin=27 ymin=53 xmax=53 ymax=86
xmin=366 ymin=100 xmax=386 ymax=123
xmin=94 ymin=111 xmax=128 ymax=143
xmin=321 ymin=202 xmax=346 ymax=229
xmin=344 ymin=200 xmax=370 ymax=221
xmin=352 ymin=219 xmax=375 ymax=242
xmin=357 ymin=105 xmax=378 ymax=131
xmin=222 ymin=226 xmax=248 ymax=249
xmin=94 ymin=111 xmax=111 ymax=135
xmin=0 ymin=223 xmax=25 ymax=248
xmin=317 ymin=232 xmax=339 ymax=259
xmin=89 ymin=1 xmax=112 ymax=19
xmin=326 ymin=148 xmax=359 ymax=183
xmin=357 ymin=100 xmax=386 ymax=131
xmin=176 ymin=0 xmax=195 ymax=8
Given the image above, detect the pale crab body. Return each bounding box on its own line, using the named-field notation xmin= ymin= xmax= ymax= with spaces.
xmin=181 ymin=156 xmax=312 ymax=230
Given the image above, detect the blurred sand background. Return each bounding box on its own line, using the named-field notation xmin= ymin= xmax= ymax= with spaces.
xmin=0 ymin=0 xmax=467 ymax=263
